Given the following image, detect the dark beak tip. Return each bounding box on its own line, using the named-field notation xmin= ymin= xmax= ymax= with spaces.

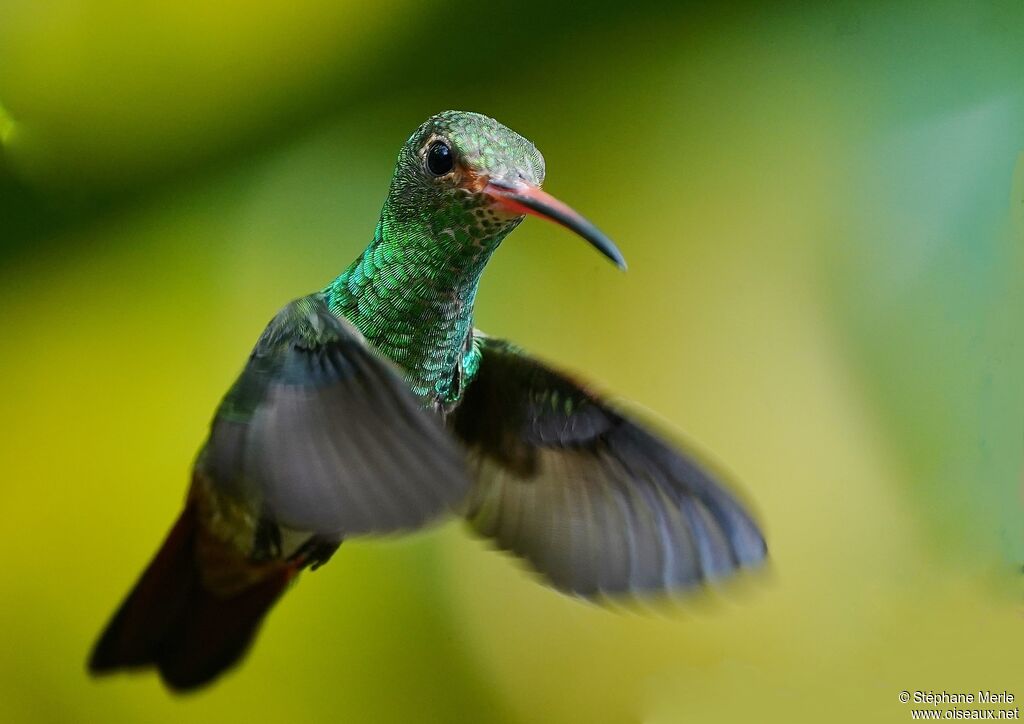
xmin=591 ymin=234 xmax=628 ymax=271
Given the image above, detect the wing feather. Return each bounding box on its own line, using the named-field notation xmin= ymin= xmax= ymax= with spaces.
xmin=201 ymin=294 xmax=469 ymax=536
xmin=451 ymin=335 xmax=766 ymax=598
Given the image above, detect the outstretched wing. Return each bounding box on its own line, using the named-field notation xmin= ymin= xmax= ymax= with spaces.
xmin=200 ymin=294 xmax=469 ymax=536
xmin=450 ymin=335 xmax=766 ymax=597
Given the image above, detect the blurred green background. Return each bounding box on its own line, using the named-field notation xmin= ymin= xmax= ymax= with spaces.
xmin=1 ymin=1 xmax=1022 ymax=722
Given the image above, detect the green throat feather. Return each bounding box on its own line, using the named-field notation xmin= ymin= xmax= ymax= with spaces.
xmin=324 ymin=111 xmax=544 ymax=405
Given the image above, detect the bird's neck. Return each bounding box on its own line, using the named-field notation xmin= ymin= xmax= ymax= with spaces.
xmin=324 ymin=215 xmax=507 ymax=405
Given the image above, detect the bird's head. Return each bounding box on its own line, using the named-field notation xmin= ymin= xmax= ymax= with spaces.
xmin=383 ymin=110 xmax=625 ymax=269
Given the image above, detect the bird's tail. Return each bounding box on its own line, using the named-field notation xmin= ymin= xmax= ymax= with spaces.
xmin=88 ymin=501 xmax=296 ymax=692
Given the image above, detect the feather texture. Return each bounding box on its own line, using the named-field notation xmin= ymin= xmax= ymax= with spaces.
xmin=202 ymin=294 xmax=470 ymax=535
xmin=451 ymin=336 xmax=767 ymax=597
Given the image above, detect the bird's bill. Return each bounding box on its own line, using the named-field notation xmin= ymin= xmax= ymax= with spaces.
xmin=483 ymin=178 xmax=627 ymax=270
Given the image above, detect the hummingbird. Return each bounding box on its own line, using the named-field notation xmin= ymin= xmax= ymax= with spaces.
xmin=88 ymin=110 xmax=767 ymax=691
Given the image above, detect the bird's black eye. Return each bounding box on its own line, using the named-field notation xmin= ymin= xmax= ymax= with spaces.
xmin=426 ymin=140 xmax=454 ymax=176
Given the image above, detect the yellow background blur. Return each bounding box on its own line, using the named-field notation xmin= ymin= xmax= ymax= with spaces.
xmin=1 ymin=2 xmax=1022 ymax=722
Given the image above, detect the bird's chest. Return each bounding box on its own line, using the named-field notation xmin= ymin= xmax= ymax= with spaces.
xmin=399 ymin=324 xmax=480 ymax=414
xmin=328 ymin=273 xmax=481 ymax=409
xmin=366 ymin=300 xmax=479 ymax=410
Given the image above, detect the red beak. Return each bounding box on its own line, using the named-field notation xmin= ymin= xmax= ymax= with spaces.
xmin=484 ymin=178 xmax=627 ymax=270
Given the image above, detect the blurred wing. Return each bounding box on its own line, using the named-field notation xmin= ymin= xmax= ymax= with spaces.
xmin=201 ymin=294 xmax=469 ymax=535
xmin=451 ymin=335 xmax=766 ymax=597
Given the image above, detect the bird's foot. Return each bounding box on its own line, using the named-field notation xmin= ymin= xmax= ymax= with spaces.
xmin=289 ymin=537 xmax=341 ymax=571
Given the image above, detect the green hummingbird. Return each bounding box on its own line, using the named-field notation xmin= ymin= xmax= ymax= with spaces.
xmin=89 ymin=110 xmax=767 ymax=691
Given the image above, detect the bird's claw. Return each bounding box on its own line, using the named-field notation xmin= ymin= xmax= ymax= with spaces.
xmin=289 ymin=537 xmax=341 ymax=571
